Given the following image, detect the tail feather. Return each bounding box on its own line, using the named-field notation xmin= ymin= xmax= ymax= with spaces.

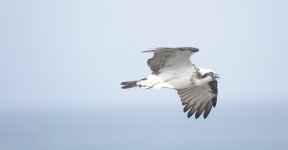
xmin=121 ymin=80 xmax=138 ymax=89
xmin=121 ymin=78 xmax=147 ymax=89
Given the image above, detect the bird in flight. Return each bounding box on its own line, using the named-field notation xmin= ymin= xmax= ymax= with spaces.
xmin=121 ymin=47 xmax=219 ymax=119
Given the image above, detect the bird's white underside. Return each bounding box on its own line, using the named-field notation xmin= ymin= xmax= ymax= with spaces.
xmin=137 ymin=67 xmax=214 ymax=91
xmin=137 ymin=53 xmax=215 ymax=91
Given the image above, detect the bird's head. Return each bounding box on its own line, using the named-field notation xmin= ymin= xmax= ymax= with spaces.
xmin=208 ymin=71 xmax=220 ymax=79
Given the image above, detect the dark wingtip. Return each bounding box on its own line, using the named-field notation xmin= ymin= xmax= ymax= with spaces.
xmin=203 ymin=113 xmax=209 ymax=119
xmin=187 ymin=112 xmax=194 ymax=118
xmin=195 ymin=113 xmax=201 ymax=119
xmin=142 ymin=50 xmax=156 ymax=53
xmin=203 ymin=109 xmax=211 ymax=119
xmin=187 ymin=108 xmax=197 ymax=118
xmin=212 ymin=97 xmax=217 ymax=107
xmin=183 ymin=105 xmax=190 ymax=113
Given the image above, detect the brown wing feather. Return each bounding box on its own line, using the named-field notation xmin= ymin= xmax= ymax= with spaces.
xmin=145 ymin=48 xmax=176 ymax=74
xmin=143 ymin=47 xmax=197 ymax=74
xmin=203 ymin=101 xmax=213 ymax=119
xmin=177 ymin=81 xmax=218 ymax=119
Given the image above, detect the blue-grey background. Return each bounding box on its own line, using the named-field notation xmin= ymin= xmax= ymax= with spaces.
xmin=1 ymin=0 xmax=288 ymax=149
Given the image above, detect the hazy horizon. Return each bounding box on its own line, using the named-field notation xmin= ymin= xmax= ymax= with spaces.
xmin=1 ymin=0 xmax=288 ymax=149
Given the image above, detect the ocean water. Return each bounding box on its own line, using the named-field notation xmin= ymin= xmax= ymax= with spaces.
xmin=0 ymin=101 xmax=288 ymax=150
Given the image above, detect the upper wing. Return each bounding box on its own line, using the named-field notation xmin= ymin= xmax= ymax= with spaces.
xmin=143 ymin=47 xmax=199 ymax=74
xmin=177 ymin=79 xmax=218 ymax=119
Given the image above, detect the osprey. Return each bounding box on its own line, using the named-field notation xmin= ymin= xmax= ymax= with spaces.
xmin=121 ymin=47 xmax=219 ymax=119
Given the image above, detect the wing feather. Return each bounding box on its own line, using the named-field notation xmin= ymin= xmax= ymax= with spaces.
xmin=195 ymin=101 xmax=208 ymax=119
xmin=203 ymin=101 xmax=213 ymax=119
xmin=212 ymin=97 xmax=217 ymax=107
xmin=187 ymin=101 xmax=201 ymax=118
xmin=181 ymin=91 xmax=191 ymax=100
xmin=183 ymin=94 xmax=201 ymax=112
xmin=143 ymin=47 xmax=198 ymax=74
xmin=177 ymin=79 xmax=218 ymax=119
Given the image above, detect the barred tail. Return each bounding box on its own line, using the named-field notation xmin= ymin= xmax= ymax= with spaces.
xmin=120 ymin=78 xmax=147 ymax=89
xmin=121 ymin=80 xmax=138 ymax=89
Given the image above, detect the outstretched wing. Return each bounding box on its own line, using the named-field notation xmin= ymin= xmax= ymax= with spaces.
xmin=143 ymin=47 xmax=199 ymax=74
xmin=177 ymin=79 xmax=218 ymax=119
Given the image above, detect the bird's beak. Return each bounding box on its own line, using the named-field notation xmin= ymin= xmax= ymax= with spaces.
xmin=193 ymin=48 xmax=199 ymax=52
xmin=214 ymin=74 xmax=220 ymax=79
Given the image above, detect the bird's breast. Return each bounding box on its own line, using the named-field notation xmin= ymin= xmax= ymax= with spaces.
xmin=159 ymin=67 xmax=196 ymax=89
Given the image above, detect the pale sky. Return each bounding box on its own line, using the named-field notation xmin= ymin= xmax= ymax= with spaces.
xmin=1 ymin=1 xmax=288 ymax=149
xmin=1 ymin=0 xmax=288 ymax=110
